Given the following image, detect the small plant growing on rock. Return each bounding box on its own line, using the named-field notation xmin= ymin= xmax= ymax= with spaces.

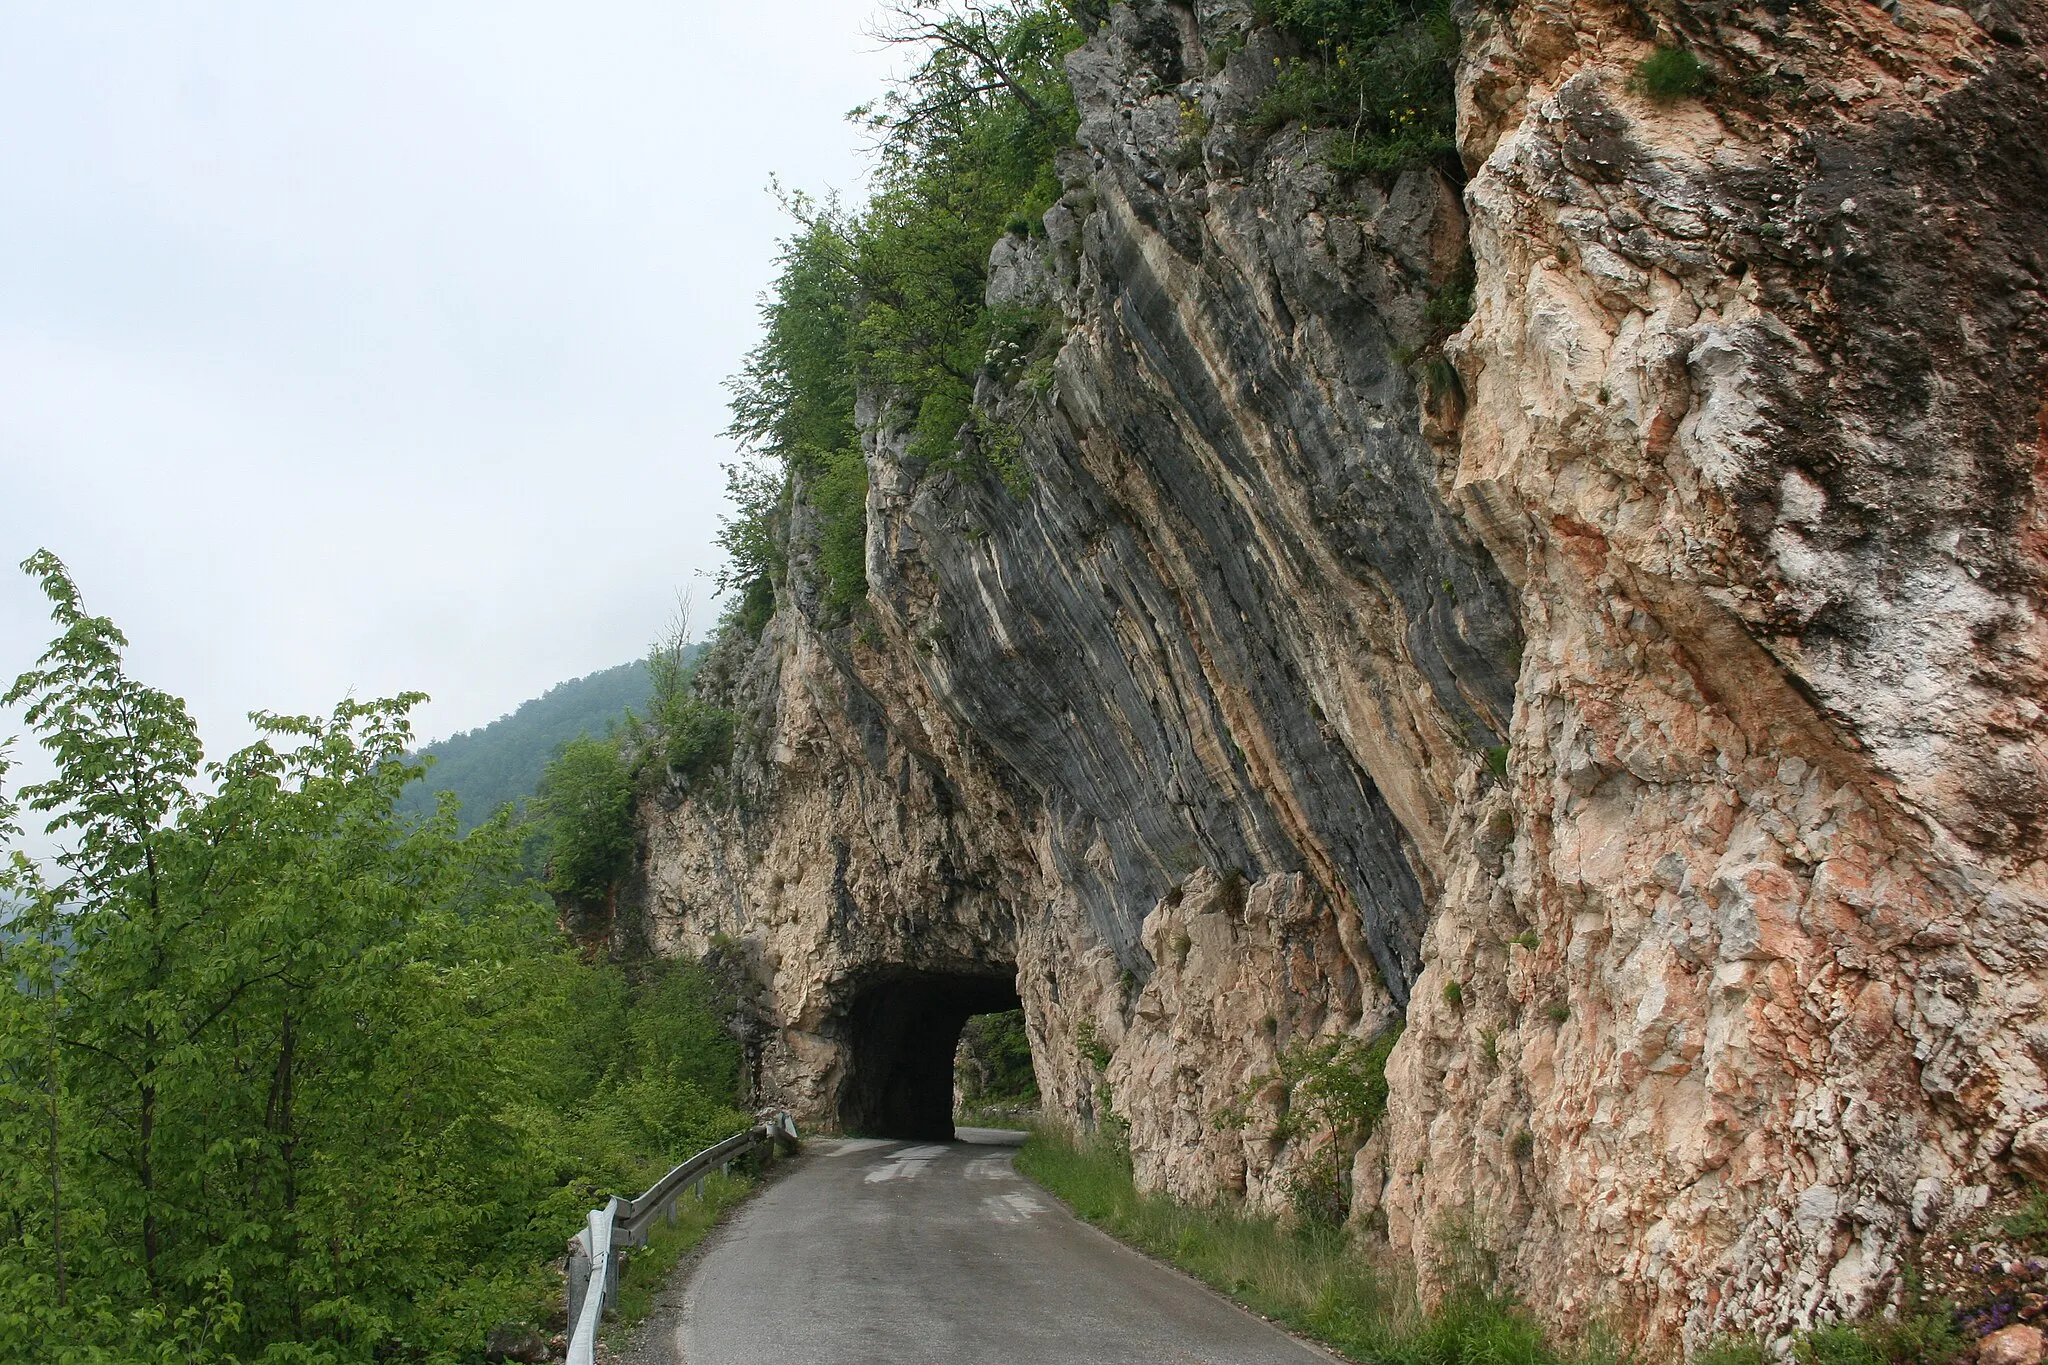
xmin=1478 ymin=1027 xmax=1500 ymax=1068
xmin=1635 ymin=47 xmax=1708 ymax=102
xmin=1076 ymin=1018 xmax=1113 ymax=1071
xmin=1215 ymin=1025 xmax=1404 ymax=1144
xmin=1509 ymin=1129 xmax=1535 ymax=1161
xmin=1442 ymin=980 xmax=1464 ymax=1009
xmin=1512 ymin=930 xmax=1539 ymax=950
xmin=1172 ymin=930 xmax=1193 ymax=967
xmin=1485 ymin=744 xmax=1511 ymax=779
xmin=2001 ymin=1189 xmax=2048 ymax=1246
xmin=1546 ymin=1001 xmax=1571 ymax=1023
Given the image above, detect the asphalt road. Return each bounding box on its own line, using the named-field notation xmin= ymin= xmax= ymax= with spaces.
xmin=665 ymin=1129 xmax=1334 ymax=1365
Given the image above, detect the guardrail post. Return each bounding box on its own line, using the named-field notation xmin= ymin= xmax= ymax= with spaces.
xmin=602 ymin=1196 xmax=624 ymax=1304
xmin=564 ymin=1229 xmax=591 ymax=1343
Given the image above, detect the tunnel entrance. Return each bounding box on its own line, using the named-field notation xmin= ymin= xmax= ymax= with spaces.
xmin=837 ymin=968 xmax=1022 ymax=1140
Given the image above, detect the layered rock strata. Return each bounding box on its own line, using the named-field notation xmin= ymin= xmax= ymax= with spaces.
xmin=629 ymin=0 xmax=2048 ymax=1349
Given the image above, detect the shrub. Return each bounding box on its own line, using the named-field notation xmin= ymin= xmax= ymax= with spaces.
xmin=1635 ymin=47 xmax=1708 ymax=101
xmin=1255 ymin=0 xmax=1461 ymax=177
xmin=1217 ymin=1024 xmax=1403 ymax=1145
xmin=641 ymin=614 xmax=737 ymax=783
xmin=1285 ymin=1146 xmax=1352 ymax=1231
xmin=1424 ymin=254 xmax=1476 ymax=332
xmin=2002 ymin=1188 xmax=2048 ymax=1245
xmin=1076 ymin=1018 xmax=1113 ymax=1071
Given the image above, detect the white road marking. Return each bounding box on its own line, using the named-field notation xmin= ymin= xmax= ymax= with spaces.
xmin=982 ymin=1190 xmax=1048 ymax=1222
xmin=863 ymin=1144 xmax=951 ymax=1182
xmin=965 ymin=1156 xmax=1013 ymax=1181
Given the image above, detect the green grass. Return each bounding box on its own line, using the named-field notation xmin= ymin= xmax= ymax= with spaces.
xmin=602 ymin=1170 xmax=755 ymax=1344
xmin=1793 ymin=1315 xmax=1966 ymax=1365
xmin=1015 ymin=1128 xmax=1569 ymax=1365
xmin=1020 ymin=1129 xmax=1970 ymax=1365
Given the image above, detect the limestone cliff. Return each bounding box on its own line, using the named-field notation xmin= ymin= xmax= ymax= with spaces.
xmin=629 ymin=0 xmax=2048 ymax=1349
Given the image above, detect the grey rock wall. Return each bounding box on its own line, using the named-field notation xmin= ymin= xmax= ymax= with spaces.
xmin=632 ymin=0 xmax=2048 ymax=1349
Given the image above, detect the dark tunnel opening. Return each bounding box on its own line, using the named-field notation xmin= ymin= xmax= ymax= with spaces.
xmin=837 ymin=968 xmax=1023 ymax=1140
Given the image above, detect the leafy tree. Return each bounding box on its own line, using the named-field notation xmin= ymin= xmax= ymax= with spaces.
xmin=641 ymin=598 xmax=736 ymax=783
xmin=0 ymin=553 xmax=749 ymax=1363
xmin=536 ymin=734 xmax=636 ymax=904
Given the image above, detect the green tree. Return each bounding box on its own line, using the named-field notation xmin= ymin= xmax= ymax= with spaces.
xmin=0 ymin=553 xmax=750 ymax=1362
xmin=535 ymin=735 xmax=636 ymax=904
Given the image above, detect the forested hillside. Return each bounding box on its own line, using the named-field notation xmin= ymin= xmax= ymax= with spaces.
xmin=396 ymin=659 xmax=662 ymax=829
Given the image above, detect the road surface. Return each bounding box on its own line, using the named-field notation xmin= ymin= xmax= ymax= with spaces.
xmin=655 ymin=1128 xmax=1334 ymax=1365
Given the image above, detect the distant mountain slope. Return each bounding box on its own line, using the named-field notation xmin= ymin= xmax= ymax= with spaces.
xmin=399 ymin=660 xmax=652 ymax=829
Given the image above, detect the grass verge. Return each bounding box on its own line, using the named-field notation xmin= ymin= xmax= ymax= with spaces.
xmin=1018 ymin=1129 xmax=1980 ymax=1365
xmin=1014 ymin=1128 xmax=1566 ymax=1365
xmin=601 ymin=1169 xmax=756 ymax=1345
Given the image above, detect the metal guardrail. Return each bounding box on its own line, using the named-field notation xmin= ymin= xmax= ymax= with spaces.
xmin=564 ymin=1110 xmax=798 ymax=1365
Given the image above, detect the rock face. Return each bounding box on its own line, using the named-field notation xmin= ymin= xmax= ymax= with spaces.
xmin=629 ymin=0 xmax=2048 ymax=1349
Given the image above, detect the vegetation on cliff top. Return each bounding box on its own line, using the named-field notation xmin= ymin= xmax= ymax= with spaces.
xmin=721 ymin=0 xmax=1083 ymax=625
xmin=1255 ymin=0 xmax=1461 ymax=176
xmin=0 ymin=553 xmax=748 ymax=1363
xmin=536 ymin=604 xmax=737 ymax=915
xmin=717 ymin=0 xmax=1467 ymax=635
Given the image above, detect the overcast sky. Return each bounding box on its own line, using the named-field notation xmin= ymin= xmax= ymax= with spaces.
xmin=0 ymin=2 xmax=900 ymax=812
